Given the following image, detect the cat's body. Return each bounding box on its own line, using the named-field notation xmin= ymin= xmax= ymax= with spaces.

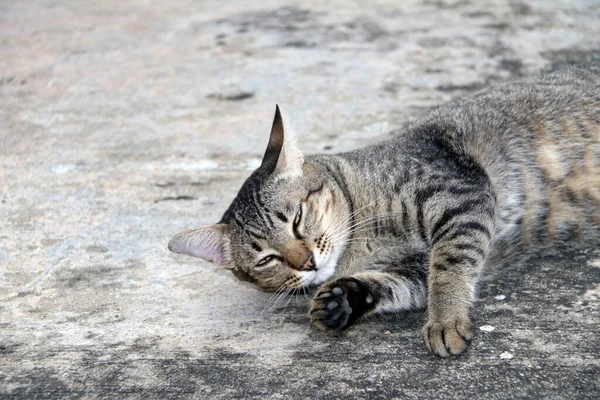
xmin=169 ymin=65 xmax=600 ymax=357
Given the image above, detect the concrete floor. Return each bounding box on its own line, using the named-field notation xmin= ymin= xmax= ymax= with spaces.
xmin=1 ymin=0 xmax=599 ymax=398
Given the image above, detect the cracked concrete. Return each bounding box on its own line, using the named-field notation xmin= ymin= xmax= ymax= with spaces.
xmin=1 ymin=0 xmax=599 ymax=398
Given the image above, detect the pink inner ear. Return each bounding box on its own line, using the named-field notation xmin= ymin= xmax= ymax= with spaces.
xmin=211 ymin=249 xmax=226 ymax=265
xmin=168 ymin=225 xmax=229 ymax=266
xmin=186 ymin=242 xmax=222 ymax=262
xmin=198 ymin=242 xmax=226 ymax=265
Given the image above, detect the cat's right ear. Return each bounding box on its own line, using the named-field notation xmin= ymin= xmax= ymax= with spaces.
xmin=168 ymin=224 xmax=231 ymax=267
xmin=260 ymin=105 xmax=304 ymax=176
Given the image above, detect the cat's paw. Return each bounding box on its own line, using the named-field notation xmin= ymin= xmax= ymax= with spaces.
xmin=423 ymin=318 xmax=474 ymax=357
xmin=309 ymin=279 xmax=371 ymax=332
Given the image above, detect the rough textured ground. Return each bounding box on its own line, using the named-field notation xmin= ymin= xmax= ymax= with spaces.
xmin=1 ymin=0 xmax=599 ymax=399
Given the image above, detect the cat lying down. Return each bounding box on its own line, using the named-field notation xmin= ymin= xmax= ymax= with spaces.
xmin=169 ymin=65 xmax=600 ymax=357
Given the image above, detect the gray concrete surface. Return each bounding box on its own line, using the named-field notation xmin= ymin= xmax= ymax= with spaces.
xmin=1 ymin=0 xmax=599 ymax=398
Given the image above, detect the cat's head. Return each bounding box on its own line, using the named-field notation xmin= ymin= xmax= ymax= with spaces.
xmin=168 ymin=106 xmax=350 ymax=291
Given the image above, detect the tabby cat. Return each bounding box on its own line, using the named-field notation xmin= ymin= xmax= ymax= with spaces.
xmin=169 ymin=65 xmax=600 ymax=357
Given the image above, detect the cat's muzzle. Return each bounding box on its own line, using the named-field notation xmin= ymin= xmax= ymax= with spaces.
xmin=298 ymin=254 xmax=316 ymax=272
xmin=282 ymin=239 xmax=317 ymax=272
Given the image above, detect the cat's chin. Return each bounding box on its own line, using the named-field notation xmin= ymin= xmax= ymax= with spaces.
xmin=309 ymin=256 xmax=337 ymax=286
xmin=308 ymin=245 xmax=344 ymax=286
xmin=310 ymin=268 xmax=335 ymax=285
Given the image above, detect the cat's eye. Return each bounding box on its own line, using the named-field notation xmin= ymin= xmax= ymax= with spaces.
xmin=256 ymin=255 xmax=274 ymax=267
xmin=293 ymin=205 xmax=303 ymax=228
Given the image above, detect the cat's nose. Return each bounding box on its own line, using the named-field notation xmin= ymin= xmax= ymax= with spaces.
xmin=292 ymin=252 xmax=315 ymax=272
xmin=300 ymin=254 xmax=316 ymax=271
xmin=282 ymin=239 xmax=316 ymax=271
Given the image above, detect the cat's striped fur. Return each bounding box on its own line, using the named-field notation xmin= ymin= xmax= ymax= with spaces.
xmin=169 ymin=65 xmax=600 ymax=357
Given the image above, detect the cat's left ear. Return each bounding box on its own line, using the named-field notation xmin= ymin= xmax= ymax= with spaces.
xmin=168 ymin=224 xmax=231 ymax=267
xmin=260 ymin=105 xmax=304 ymax=176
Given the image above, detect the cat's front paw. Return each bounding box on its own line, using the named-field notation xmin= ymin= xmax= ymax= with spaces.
xmin=423 ymin=318 xmax=474 ymax=357
xmin=309 ymin=278 xmax=372 ymax=332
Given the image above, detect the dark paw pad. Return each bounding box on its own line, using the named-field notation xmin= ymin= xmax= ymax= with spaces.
xmin=309 ymin=279 xmax=372 ymax=332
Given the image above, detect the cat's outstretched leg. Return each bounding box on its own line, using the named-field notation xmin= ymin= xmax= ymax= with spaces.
xmin=309 ymin=248 xmax=428 ymax=332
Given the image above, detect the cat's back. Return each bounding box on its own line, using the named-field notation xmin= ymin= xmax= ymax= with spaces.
xmin=422 ymin=64 xmax=600 ymax=145
xmin=411 ymin=64 xmax=600 ymax=245
xmin=472 ymin=64 xmax=599 ymax=141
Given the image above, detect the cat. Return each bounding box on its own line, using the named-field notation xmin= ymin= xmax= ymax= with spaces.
xmin=168 ymin=65 xmax=600 ymax=357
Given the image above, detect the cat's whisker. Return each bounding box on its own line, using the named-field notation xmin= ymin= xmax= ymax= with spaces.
xmin=333 ymin=234 xmax=378 ymax=242
xmin=321 ymin=198 xmax=382 ymax=234
xmin=325 ymin=205 xmax=384 ymax=238
xmin=332 ymin=222 xmax=383 ymax=239
xmin=266 ymin=290 xmax=288 ymax=314
xmin=262 ymin=284 xmax=290 ymax=315
xmin=262 ymin=292 xmax=282 ymax=315
xmin=335 ymin=238 xmax=378 ymax=245
xmin=328 ymin=212 xmax=402 ymax=243
xmin=328 ymin=217 xmax=382 ymax=242
xmin=282 ymin=287 xmax=298 ymax=314
xmin=324 ymin=199 xmax=399 ymax=245
xmin=301 ymin=285 xmax=309 ymax=304
xmin=332 ymin=211 xmax=401 ymax=235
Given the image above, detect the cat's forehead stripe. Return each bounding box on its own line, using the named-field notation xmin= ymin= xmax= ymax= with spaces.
xmin=247 ymin=227 xmax=267 ymax=240
xmin=251 ymin=242 xmax=263 ymax=252
xmin=276 ymin=212 xmax=288 ymax=223
xmin=227 ymin=211 xmax=269 ymax=240
xmin=221 ymin=168 xmax=276 ymax=232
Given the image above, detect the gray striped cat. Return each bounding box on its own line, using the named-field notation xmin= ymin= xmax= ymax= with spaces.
xmin=169 ymin=65 xmax=600 ymax=357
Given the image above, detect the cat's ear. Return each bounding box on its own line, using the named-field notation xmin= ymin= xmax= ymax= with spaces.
xmin=260 ymin=105 xmax=304 ymax=176
xmin=168 ymin=224 xmax=231 ymax=267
